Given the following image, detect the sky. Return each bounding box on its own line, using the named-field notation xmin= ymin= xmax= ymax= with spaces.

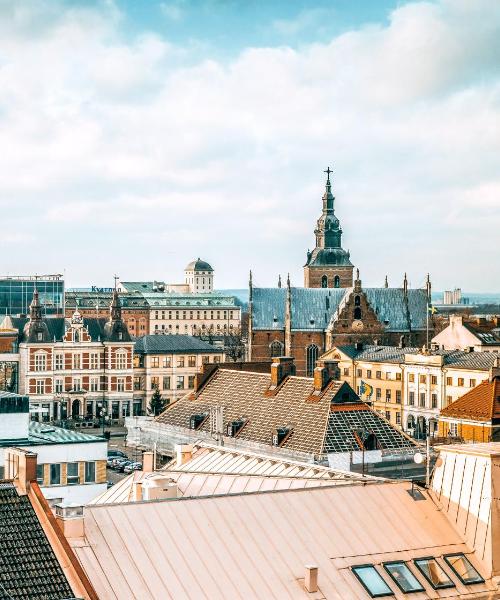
xmin=0 ymin=0 xmax=499 ymax=292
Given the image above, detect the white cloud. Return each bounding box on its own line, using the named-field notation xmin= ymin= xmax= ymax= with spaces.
xmin=0 ymin=0 xmax=499 ymax=290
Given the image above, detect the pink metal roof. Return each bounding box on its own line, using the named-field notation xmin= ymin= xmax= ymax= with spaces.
xmin=75 ymin=482 xmax=496 ymax=599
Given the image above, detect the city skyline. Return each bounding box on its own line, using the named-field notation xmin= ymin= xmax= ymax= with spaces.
xmin=1 ymin=0 xmax=499 ymax=291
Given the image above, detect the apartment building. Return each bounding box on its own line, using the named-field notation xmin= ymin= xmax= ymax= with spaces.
xmin=133 ymin=334 xmax=225 ymax=409
xmin=322 ymin=344 xmax=498 ymax=439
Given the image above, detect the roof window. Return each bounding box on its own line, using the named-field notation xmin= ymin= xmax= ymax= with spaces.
xmin=443 ymin=554 xmax=484 ymax=585
xmin=352 ymin=565 xmax=393 ymax=598
xmin=414 ymin=558 xmax=454 ymax=590
xmin=272 ymin=426 xmax=292 ymax=447
xmin=226 ymin=418 xmax=247 ymax=437
xmin=189 ymin=413 xmax=208 ymax=430
xmin=383 ymin=562 xmax=424 ymax=594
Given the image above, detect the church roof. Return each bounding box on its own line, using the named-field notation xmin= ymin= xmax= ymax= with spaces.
xmin=306 ymin=247 xmax=353 ymax=267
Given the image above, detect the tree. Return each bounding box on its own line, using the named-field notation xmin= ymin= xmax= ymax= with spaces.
xmin=223 ymin=327 xmax=246 ymax=362
xmin=149 ymin=387 xmax=167 ymax=416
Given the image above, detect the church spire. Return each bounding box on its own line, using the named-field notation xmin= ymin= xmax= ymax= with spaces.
xmin=109 ymin=289 xmax=122 ymax=322
xmin=29 ymin=287 xmax=42 ymax=322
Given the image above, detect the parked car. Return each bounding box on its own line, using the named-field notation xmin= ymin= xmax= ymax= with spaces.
xmin=110 ymin=458 xmax=130 ymax=470
xmin=107 ymin=449 xmax=127 ymax=459
xmin=116 ymin=460 xmax=134 ymax=473
xmin=123 ymin=462 xmax=142 ymax=474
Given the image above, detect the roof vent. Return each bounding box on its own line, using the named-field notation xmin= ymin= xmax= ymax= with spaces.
xmin=272 ymin=426 xmax=292 ymax=447
xmin=226 ymin=418 xmax=247 ymax=437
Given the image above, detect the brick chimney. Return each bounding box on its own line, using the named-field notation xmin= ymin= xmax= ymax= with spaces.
xmin=313 ymin=366 xmax=330 ymax=393
xmin=269 ymin=356 xmax=295 ymax=390
xmin=176 ymin=444 xmax=193 ymax=467
xmin=4 ymin=447 xmax=37 ymax=495
xmin=142 ymin=451 xmax=154 ymax=473
xmin=55 ymin=504 xmax=85 ymax=540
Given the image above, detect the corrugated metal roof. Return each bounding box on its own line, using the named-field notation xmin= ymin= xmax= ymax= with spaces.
xmin=135 ymin=335 xmax=220 ymax=355
xmin=75 ymin=482 xmax=488 ymax=599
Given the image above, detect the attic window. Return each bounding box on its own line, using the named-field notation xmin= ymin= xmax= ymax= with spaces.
xmin=272 ymin=426 xmax=292 ymax=447
xmin=351 ymin=565 xmax=393 ymax=598
xmin=37 ymin=332 xmax=43 ymax=341
xmin=443 ymin=554 xmax=484 ymax=585
xmin=226 ymin=418 xmax=247 ymax=437
xmin=189 ymin=413 xmax=208 ymax=430
xmin=383 ymin=562 xmax=424 ymax=594
xmin=413 ymin=558 xmax=454 ymax=590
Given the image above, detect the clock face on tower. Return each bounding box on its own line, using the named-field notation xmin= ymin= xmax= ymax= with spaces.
xmin=352 ymin=319 xmax=364 ymax=331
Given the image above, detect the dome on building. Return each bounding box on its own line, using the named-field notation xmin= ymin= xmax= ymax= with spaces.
xmin=185 ymin=258 xmax=214 ymax=272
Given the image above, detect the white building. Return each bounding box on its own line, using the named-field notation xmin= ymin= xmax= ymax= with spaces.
xmin=183 ymin=258 xmax=214 ymax=293
xmin=0 ymin=391 xmax=107 ymax=505
xmin=432 ymin=314 xmax=500 ymax=352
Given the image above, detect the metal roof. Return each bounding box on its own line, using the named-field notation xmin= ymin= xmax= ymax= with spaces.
xmin=0 ymin=422 xmax=105 ymax=448
xmin=134 ymin=334 xmax=221 ymax=355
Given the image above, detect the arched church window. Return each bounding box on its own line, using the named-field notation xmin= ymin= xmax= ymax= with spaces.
xmin=321 ymin=275 xmax=328 ymax=288
xmin=334 ymin=275 xmax=340 ymax=288
xmin=354 ymin=307 xmax=362 ymax=320
xmin=306 ymin=344 xmax=319 ymax=377
xmin=354 ymin=295 xmax=361 ymax=306
xmin=270 ymin=340 xmax=284 ymax=358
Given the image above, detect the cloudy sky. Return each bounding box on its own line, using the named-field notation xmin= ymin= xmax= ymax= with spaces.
xmin=0 ymin=0 xmax=499 ymax=292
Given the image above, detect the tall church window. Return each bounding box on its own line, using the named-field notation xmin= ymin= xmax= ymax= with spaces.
xmin=334 ymin=275 xmax=340 ymax=288
xmin=306 ymin=344 xmax=319 ymax=377
xmin=270 ymin=340 xmax=284 ymax=358
xmin=321 ymin=275 xmax=328 ymax=288
xmin=354 ymin=295 xmax=361 ymax=306
xmin=354 ymin=307 xmax=362 ymax=320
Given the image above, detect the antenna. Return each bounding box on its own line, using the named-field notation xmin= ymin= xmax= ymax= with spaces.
xmin=210 ymin=406 xmax=224 ymax=446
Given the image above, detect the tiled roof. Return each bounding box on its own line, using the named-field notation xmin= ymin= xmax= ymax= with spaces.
xmin=135 ymin=334 xmax=220 ymax=354
xmin=0 ymin=483 xmax=74 ymax=599
xmin=252 ymin=286 xmax=428 ymax=332
xmin=335 ymin=344 xmax=420 ymax=363
xmin=156 ymin=369 xmax=342 ymax=455
xmin=440 ymin=377 xmax=500 ymax=422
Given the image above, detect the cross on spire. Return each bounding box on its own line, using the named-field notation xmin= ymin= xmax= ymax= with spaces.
xmin=324 ymin=166 xmax=333 ymax=183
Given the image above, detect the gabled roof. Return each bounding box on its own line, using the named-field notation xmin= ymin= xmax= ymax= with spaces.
xmin=440 ymin=377 xmax=500 ymax=422
xmin=334 ymin=344 xmax=420 ymax=363
xmin=135 ymin=334 xmax=220 ymax=354
xmin=0 ymin=482 xmax=75 ymax=599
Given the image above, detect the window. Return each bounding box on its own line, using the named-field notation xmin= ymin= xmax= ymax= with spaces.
xmin=385 ymin=372 xmax=392 ymax=380
xmin=90 ymin=377 xmax=99 ymax=392
xmin=188 ymin=355 xmax=196 ymax=367
xmin=383 ymin=562 xmax=424 ymax=594
xmin=134 ymin=377 xmax=141 ymax=391
xmin=376 ymin=388 xmax=381 ymax=400
xmin=67 ymin=462 xmax=79 ymax=485
xmin=151 ymin=377 xmax=159 ymax=390
xmin=50 ymin=464 xmax=61 ymax=485
xmin=367 ymin=370 xmax=372 ymax=379
xmin=458 ymin=378 xmax=464 ymax=386
xmin=376 ymin=371 xmax=382 ymax=379
xmin=188 ymin=375 xmax=195 ymax=389
xmin=177 ymin=356 xmax=185 ymax=367
xmin=357 ymin=369 xmax=362 ymax=377
xmin=396 ymin=390 xmax=401 ymax=404
xmin=202 ymin=355 xmax=210 ymax=364
xmin=409 ymin=391 xmax=415 ymax=405
xmin=431 ymin=375 xmax=438 ymax=385
xmin=36 ymin=464 xmax=44 ymax=484
xmin=385 ymin=411 xmax=391 ymax=421
xmin=351 ymin=565 xmax=393 ymax=598
xmin=163 ymin=376 xmax=171 ymax=390
xmin=446 ymin=376 xmax=453 ymax=385
xmin=334 ymin=275 xmax=340 ymax=288
xmin=72 ymin=378 xmax=81 ymax=391
xmin=446 ymin=395 xmax=452 ymax=406
xmin=408 ymin=374 xmax=415 ymax=383
xmin=306 ymin=344 xmax=319 ymax=377
xmin=34 ymin=352 xmax=46 ymax=371
xmin=354 ymin=307 xmax=362 ymax=320
xmin=84 ymin=461 xmax=95 ymax=483
xmin=54 ymin=354 xmax=63 ymax=370
xmin=321 ymin=275 xmax=328 ymax=288
xmin=396 ymin=412 xmax=401 ymax=425
xmin=72 ymin=354 xmax=81 ymax=369
xmin=431 ymin=393 xmax=438 ymax=409
xmin=54 ymin=379 xmax=63 ymax=394
xmin=344 ymin=368 xmax=350 ymax=377
xmin=395 ymin=372 xmax=402 ymax=381
xmin=385 ymin=389 xmax=391 ymax=402
xmin=419 ymin=393 xmax=426 ymax=408
xmin=116 ymin=352 xmax=127 ymax=369
xmin=449 ymin=422 xmax=458 ymax=436
xmin=419 ymin=374 xmax=426 ymax=384
xmin=443 ymin=554 xmax=484 ymax=585
xmin=163 ymin=356 xmax=172 ymax=368
xmin=469 ymin=379 xmax=476 ymax=388
xmin=176 ymin=376 xmax=184 ymax=389
xmin=213 ymin=356 xmax=221 ymax=364
xmin=270 ymin=340 xmax=284 ymax=358
xmin=414 ymin=558 xmax=454 ymax=589
xmin=36 ymin=379 xmax=45 ymax=395
xmin=117 ymin=377 xmax=125 ymax=392
xmin=90 ymin=353 xmax=99 ymax=369
xmin=151 ymin=357 xmax=159 ymax=368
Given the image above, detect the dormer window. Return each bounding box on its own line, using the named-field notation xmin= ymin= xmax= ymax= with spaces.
xmin=226 ymin=418 xmax=247 ymax=437
xmin=37 ymin=332 xmax=43 ymax=342
xmin=272 ymin=426 xmax=292 ymax=447
xmin=189 ymin=413 xmax=208 ymax=430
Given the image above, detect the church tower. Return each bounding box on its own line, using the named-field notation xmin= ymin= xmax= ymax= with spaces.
xmin=304 ymin=168 xmax=354 ymax=288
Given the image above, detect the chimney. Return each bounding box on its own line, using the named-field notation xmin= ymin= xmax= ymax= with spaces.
xmin=313 ymin=366 xmax=330 ymax=393
xmin=142 ymin=451 xmax=154 ymax=473
xmin=55 ymin=504 xmax=85 ymax=540
xmin=450 ymin=314 xmax=463 ymax=328
xmin=490 ymin=357 xmax=500 ymax=382
xmin=4 ymin=447 xmax=37 ymax=495
xmin=176 ymin=444 xmax=193 ymax=467
xmin=269 ymin=356 xmax=296 ymax=390
xmin=304 ymin=565 xmax=319 ymax=593
xmin=134 ymin=481 xmax=143 ymax=502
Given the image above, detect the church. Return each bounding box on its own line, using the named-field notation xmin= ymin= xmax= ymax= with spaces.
xmin=248 ymin=169 xmax=431 ymax=375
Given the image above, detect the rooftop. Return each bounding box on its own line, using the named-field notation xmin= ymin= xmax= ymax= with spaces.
xmin=440 ymin=377 xmax=500 ymax=423
xmin=135 ymin=334 xmax=221 ymax=355
xmin=0 ymin=422 xmax=105 ymax=447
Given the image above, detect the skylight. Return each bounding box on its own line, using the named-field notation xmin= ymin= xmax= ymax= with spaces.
xmin=444 ymin=554 xmax=484 ymax=585
xmin=383 ymin=562 xmax=424 ymax=593
xmin=352 ymin=565 xmax=394 ymax=598
xmin=414 ymin=558 xmax=454 ymax=590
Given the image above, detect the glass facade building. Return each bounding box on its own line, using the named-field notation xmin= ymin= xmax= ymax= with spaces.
xmin=0 ymin=275 xmax=64 ymax=317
